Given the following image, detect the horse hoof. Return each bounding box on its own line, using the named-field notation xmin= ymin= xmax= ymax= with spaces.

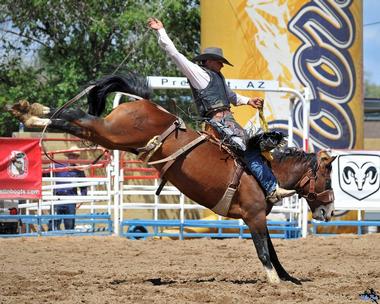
xmin=265 ymin=267 xmax=281 ymax=284
xmin=281 ymin=275 xmax=302 ymax=285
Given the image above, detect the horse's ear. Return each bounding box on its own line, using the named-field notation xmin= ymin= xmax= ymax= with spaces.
xmin=318 ymin=150 xmax=330 ymax=160
xmin=318 ymin=150 xmax=336 ymax=165
xmin=326 ymin=155 xmax=337 ymax=165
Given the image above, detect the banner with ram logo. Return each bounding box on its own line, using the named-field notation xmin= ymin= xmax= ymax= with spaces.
xmin=200 ymin=0 xmax=363 ymax=151
xmin=332 ymin=150 xmax=380 ymax=210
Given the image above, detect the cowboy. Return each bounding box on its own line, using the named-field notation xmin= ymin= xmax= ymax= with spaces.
xmin=148 ymin=18 xmax=295 ymax=203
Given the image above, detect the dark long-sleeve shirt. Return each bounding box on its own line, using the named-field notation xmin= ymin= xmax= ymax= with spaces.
xmin=53 ymin=163 xmax=87 ymax=196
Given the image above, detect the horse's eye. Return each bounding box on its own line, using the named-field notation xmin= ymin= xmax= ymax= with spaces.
xmin=326 ymin=179 xmax=332 ymax=189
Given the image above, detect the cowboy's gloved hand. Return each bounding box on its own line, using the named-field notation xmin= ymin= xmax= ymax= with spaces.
xmin=248 ymin=97 xmax=264 ymax=109
xmin=148 ymin=17 xmax=163 ymax=30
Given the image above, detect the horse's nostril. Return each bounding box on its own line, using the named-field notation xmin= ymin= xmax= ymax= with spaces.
xmin=331 ymin=210 xmax=335 ymax=217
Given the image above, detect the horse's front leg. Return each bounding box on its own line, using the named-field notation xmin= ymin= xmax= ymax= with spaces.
xmin=244 ymin=210 xmax=281 ymax=284
xmin=266 ymin=227 xmax=302 ymax=285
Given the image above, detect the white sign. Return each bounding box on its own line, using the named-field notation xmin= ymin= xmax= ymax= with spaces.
xmin=147 ymin=76 xmax=279 ymax=91
xmin=332 ymin=150 xmax=380 ymax=210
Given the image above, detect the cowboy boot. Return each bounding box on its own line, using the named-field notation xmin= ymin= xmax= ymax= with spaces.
xmin=266 ymin=185 xmax=296 ymax=204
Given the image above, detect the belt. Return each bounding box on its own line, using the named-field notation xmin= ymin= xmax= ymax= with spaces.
xmin=206 ymin=107 xmax=231 ymax=119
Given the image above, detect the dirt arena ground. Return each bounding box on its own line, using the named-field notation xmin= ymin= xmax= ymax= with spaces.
xmin=1 ymin=234 xmax=379 ymax=304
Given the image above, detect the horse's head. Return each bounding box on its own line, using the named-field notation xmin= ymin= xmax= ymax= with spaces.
xmin=297 ymin=150 xmax=337 ymax=222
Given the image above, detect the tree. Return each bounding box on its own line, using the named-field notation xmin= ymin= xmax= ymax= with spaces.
xmin=0 ymin=0 xmax=200 ymax=136
xmin=364 ymin=76 xmax=380 ymax=98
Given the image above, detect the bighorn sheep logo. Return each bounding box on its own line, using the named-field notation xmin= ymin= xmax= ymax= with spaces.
xmin=339 ymin=155 xmax=380 ymax=201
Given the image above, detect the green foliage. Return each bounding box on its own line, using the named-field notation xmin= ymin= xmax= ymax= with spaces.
xmin=0 ymin=0 xmax=200 ymax=136
xmin=365 ymin=76 xmax=380 ymax=98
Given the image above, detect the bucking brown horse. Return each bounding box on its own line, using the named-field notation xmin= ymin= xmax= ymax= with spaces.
xmin=7 ymin=74 xmax=336 ymax=285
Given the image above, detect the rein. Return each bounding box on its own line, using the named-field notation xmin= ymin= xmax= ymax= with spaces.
xmin=294 ymin=165 xmax=334 ymax=205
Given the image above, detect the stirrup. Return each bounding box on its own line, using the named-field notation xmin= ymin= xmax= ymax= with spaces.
xmin=266 ymin=187 xmax=296 ymax=204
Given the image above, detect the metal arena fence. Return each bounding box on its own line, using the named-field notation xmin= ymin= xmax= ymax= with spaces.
xmin=1 ymin=141 xmax=379 ymax=239
xmin=0 ymin=137 xmax=306 ymax=238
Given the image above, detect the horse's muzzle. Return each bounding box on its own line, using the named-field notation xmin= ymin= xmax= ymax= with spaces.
xmin=312 ymin=202 xmax=334 ymax=222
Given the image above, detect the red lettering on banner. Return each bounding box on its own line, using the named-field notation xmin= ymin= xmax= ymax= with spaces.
xmin=0 ymin=138 xmax=42 ymax=199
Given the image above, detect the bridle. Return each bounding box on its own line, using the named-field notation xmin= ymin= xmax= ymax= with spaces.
xmin=294 ymin=161 xmax=334 ymax=206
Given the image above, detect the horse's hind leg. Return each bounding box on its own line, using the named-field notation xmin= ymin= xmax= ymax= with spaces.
xmin=243 ymin=211 xmax=280 ymax=284
xmin=266 ymin=228 xmax=301 ymax=285
xmin=57 ymin=108 xmax=106 ymax=133
xmin=54 ymin=109 xmax=122 ymax=149
xmin=56 ymin=107 xmax=88 ymax=122
xmin=49 ymin=119 xmax=91 ymax=140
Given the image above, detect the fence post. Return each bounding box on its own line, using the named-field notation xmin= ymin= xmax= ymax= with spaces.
xmin=37 ymin=198 xmax=42 ymax=236
xmin=301 ymin=198 xmax=308 ymax=237
xmin=112 ymin=93 xmax=123 ymax=236
xmin=112 ymin=150 xmax=121 ymax=236
xmin=303 ymin=86 xmax=312 ymax=152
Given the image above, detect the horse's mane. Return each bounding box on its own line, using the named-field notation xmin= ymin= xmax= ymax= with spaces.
xmin=272 ymin=147 xmax=318 ymax=172
xmin=87 ymin=74 xmax=152 ymax=116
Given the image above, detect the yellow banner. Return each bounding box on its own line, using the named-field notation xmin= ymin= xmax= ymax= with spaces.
xmin=200 ymin=0 xmax=363 ymax=151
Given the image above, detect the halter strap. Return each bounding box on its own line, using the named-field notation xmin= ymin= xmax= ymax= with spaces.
xmin=295 ymin=168 xmax=334 ymax=204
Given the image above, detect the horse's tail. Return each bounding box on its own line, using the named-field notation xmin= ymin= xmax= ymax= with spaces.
xmin=87 ymin=74 xmax=152 ymax=116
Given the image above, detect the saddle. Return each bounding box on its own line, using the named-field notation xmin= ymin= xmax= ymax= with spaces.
xmin=201 ymin=124 xmax=286 ymax=215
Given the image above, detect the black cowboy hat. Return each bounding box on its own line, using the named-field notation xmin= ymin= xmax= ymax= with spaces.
xmin=192 ymin=47 xmax=233 ymax=66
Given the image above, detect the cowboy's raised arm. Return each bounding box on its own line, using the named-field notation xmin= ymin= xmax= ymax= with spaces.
xmin=147 ymin=17 xmax=209 ymax=90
